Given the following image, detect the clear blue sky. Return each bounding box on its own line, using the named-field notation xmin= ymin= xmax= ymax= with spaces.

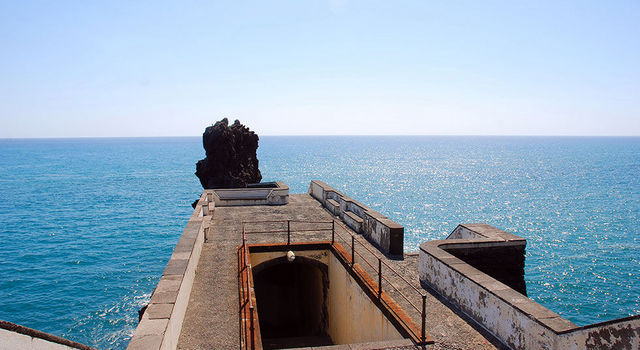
xmin=1 ymin=1 xmax=639 ymax=137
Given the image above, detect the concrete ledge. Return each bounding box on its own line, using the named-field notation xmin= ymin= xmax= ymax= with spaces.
xmin=326 ymin=198 xmax=340 ymax=216
xmin=128 ymin=191 xmax=210 ymax=350
xmin=211 ymin=182 xmax=289 ymax=206
xmin=310 ymin=338 xmax=415 ymax=349
xmin=419 ymin=223 xmax=640 ymax=349
xmin=343 ymin=211 xmax=363 ymax=233
xmin=0 ymin=320 xmax=96 ymax=350
xmin=309 ymin=180 xmax=404 ymax=256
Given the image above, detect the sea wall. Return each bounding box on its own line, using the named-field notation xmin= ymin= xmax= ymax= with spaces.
xmin=419 ymin=223 xmax=640 ymax=350
xmin=308 ymin=180 xmax=403 ymax=256
xmin=128 ymin=191 xmax=212 ymax=350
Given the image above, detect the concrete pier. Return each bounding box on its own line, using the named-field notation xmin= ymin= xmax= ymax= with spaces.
xmin=130 ymin=181 xmax=639 ymax=350
xmin=129 ymin=188 xmax=502 ymax=350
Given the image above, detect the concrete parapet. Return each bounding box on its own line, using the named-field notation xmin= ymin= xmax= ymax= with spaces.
xmin=445 ymin=224 xmax=527 ymax=295
xmin=128 ymin=191 xmax=210 ymax=350
xmin=211 ymin=181 xmax=289 ymax=206
xmin=308 ymin=180 xmax=403 ymax=256
xmin=419 ymin=223 xmax=640 ymax=350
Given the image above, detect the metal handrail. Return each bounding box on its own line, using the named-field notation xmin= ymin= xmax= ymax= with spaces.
xmin=330 ymin=222 xmax=426 ymax=341
xmin=239 ymin=218 xmax=428 ymax=345
xmin=238 ymin=225 xmax=255 ymax=350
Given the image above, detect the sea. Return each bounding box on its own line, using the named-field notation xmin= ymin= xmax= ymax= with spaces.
xmin=0 ymin=136 xmax=638 ymax=349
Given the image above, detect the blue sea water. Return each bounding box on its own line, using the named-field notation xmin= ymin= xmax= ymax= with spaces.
xmin=0 ymin=136 xmax=638 ymax=349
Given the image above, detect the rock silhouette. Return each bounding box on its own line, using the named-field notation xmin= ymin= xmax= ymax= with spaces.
xmin=195 ymin=118 xmax=262 ymax=189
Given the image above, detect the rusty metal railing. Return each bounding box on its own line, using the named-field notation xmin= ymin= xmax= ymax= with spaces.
xmin=239 ymin=219 xmax=429 ymax=345
xmin=238 ymin=228 xmax=255 ymax=349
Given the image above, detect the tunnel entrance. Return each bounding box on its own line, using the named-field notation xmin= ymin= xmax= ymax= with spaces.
xmin=253 ymin=257 xmax=330 ymax=349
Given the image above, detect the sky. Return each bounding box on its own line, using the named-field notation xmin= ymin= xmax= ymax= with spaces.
xmin=1 ymin=1 xmax=639 ymax=137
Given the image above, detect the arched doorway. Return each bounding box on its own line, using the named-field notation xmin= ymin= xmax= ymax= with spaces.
xmin=253 ymin=256 xmax=330 ymax=349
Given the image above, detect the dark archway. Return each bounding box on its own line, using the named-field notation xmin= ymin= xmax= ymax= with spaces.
xmin=253 ymin=256 xmax=330 ymax=349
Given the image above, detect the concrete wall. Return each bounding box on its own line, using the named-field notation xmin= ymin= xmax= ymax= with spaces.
xmin=445 ymin=224 xmax=527 ymax=295
xmin=326 ymin=252 xmax=405 ymax=344
xmin=308 ymin=180 xmax=403 ymax=256
xmin=419 ymin=223 xmax=640 ymax=350
xmin=251 ymin=250 xmax=330 ymax=268
xmin=0 ymin=321 xmax=94 ymax=350
xmin=212 ymin=181 xmax=289 ymax=206
xmin=128 ymin=191 xmax=210 ymax=350
xmin=250 ymin=247 xmax=404 ymax=345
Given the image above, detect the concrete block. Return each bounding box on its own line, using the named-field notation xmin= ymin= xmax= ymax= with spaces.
xmin=450 ymin=262 xmax=481 ymax=277
xmin=128 ymin=334 xmax=163 ymax=350
xmin=134 ymin=318 xmax=168 ymax=337
xmin=173 ymin=240 xmax=195 ymax=253
xmin=156 ymin=276 xmax=182 ymax=293
xmin=493 ymin=287 xmax=529 ymax=305
xmin=482 ymin=280 xmax=511 ymax=293
xmin=170 ymin=251 xmax=191 ymax=260
xmin=539 ymin=316 xmax=577 ymax=333
xmin=146 ymin=303 xmax=174 ymax=319
xmin=182 ymin=222 xmax=201 ymax=239
xmin=163 ymin=259 xmax=188 ymax=276
xmin=513 ymin=300 xmax=560 ymax=320
xmin=150 ymin=290 xmax=178 ymax=304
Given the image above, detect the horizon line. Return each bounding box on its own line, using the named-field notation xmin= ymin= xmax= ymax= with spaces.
xmin=0 ymin=134 xmax=640 ymax=141
xmin=2 ymin=134 xmax=640 ymax=140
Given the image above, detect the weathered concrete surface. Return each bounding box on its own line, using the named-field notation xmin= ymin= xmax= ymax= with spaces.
xmin=0 ymin=320 xmax=96 ymax=350
xmin=177 ymin=193 xmax=501 ymax=350
xmin=326 ymin=251 xmax=405 ymax=344
xmin=212 ymin=181 xmax=289 ymax=206
xmin=420 ymin=224 xmax=640 ymax=350
xmin=177 ymin=194 xmax=332 ymax=349
xmin=309 ymin=180 xmax=404 ymax=256
xmin=446 ymin=224 xmax=527 ymax=295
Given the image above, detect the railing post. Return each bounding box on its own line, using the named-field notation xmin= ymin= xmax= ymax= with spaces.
xmin=421 ymin=294 xmax=426 ymax=344
xmin=378 ymin=258 xmax=382 ymax=298
xmin=287 ymin=220 xmax=291 ymax=245
xmin=331 ymin=220 xmax=335 ymax=244
xmin=249 ymin=306 xmax=255 ymax=350
xmin=351 ymin=235 xmax=355 ymax=267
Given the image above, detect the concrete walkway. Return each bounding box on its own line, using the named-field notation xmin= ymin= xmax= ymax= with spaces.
xmin=177 ymin=194 xmax=503 ymax=350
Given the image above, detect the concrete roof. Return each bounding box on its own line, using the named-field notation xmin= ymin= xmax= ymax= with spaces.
xmin=174 ymin=193 xmax=503 ymax=350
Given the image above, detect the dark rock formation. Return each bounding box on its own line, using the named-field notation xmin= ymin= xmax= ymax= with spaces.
xmin=138 ymin=304 xmax=147 ymax=322
xmin=195 ymin=118 xmax=262 ymax=189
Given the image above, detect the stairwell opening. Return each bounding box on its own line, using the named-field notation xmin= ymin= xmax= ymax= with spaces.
xmin=247 ymin=244 xmax=410 ymax=350
xmin=253 ymin=256 xmax=330 ymax=349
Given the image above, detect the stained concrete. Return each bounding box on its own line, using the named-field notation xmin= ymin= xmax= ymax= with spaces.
xmin=176 ymin=194 xmax=503 ymax=350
